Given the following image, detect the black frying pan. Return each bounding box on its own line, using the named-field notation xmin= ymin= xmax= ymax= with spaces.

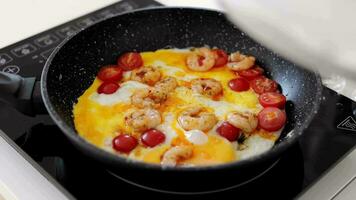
xmin=0 ymin=7 xmax=322 ymax=194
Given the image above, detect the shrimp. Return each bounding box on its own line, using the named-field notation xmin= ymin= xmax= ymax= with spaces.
xmin=186 ymin=47 xmax=216 ymax=71
xmin=150 ymin=76 xmax=178 ymax=102
xmin=130 ymin=66 xmax=161 ymax=86
xmin=125 ymin=108 xmax=162 ymax=132
xmin=131 ymin=77 xmax=178 ymax=108
xmin=178 ymin=107 xmax=217 ymax=131
xmin=131 ymin=89 xmax=159 ymax=108
xmin=161 ymin=146 xmax=193 ymax=167
xmin=191 ymin=78 xmax=223 ymax=97
xmin=227 ymin=111 xmax=258 ymax=133
xmin=227 ymin=52 xmax=255 ymax=71
xmin=154 ymin=76 xmax=178 ymax=92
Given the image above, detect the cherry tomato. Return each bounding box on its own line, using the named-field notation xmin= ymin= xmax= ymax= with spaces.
xmin=238 ymin=66 xmax=264 ymax=80
xmin=112 ymin=134 xmax=138 ymax=153
xmin=251 ymin=76 xmax=278 ymax=94
xmin=212 ymin=49 xmax=228 ymax=67
xmin=258 ymin=107 xmax=286 ymax=131
xmin=259 ymin=92 xmax=286 ymax=109
xmin=117 ymin=52 xmax=143 ymax=71
xmin=217 ymin=122 xmax=241 ymax=141
xmin=97 ymin=82 xmax=119 ymax=94
xmin=228 ymin=78 xmax=250 ymax=92
xmin=97 ymin=65 xmax=123 ymax=82
xmin=141 ymin=129 xmax=166 ymax=147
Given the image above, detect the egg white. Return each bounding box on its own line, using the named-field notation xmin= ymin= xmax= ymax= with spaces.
xmin=90 ymin=80 xmax=148 ymax=106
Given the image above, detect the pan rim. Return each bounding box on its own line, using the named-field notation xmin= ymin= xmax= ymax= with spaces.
xmin=41 ymin=7 xmax=323 ymax=172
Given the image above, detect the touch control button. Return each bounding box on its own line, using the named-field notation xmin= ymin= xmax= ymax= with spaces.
xmin=11 ymin=44 xmax=37 ymax=57
xmin=0 ymin=54 xmax=13 ymax=66
xmin=34 ymin=34 xmax=59 ymax=47
xmin=56 ymin=26 xmax=78 ymax=38
xmin=2 ymin=65 xmax=20 ymax=74
xmin=96 ymin=9 xmax=116 ymax=19
xmin=77 ymin=17 xmax=97 ymax=28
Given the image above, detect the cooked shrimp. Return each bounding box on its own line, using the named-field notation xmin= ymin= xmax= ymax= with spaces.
xmin=191 ymin=78 xmax=223 ymax=97
xmin=186 ymin=47 xmax=215 ymax=71
xmin=131 ymin=89 xmax=159 ymax=108
xmin=125 ymin=108 xmax=162 ymax=132
xmin=227 ymin=111 xmax=258 ymax=133
xmin=154 ymin=76 xmax=178 ymax=92
xmin=150 ymin=76 xmax=178 ymax=102
xmin=227 ymin=52 xmax=255 ymax=71
xmin=178 ymin=107 xmax=217 ymax=131
xmin=130 ymin=66 xmax=161 ymax=86
xmin=161 ymin=146 xmax=193 ymax=166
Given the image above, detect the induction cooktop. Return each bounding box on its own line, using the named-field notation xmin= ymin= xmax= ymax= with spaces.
xmin=1 ymin=0 xmax=356 ymax=199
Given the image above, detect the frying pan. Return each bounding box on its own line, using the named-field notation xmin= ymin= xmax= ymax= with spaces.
xmin=0 ymin=7 xmax=322 ymax=193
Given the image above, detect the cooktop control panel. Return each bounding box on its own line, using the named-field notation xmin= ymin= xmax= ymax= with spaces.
xmin=0 ymin=0 xmax=162 ymax=79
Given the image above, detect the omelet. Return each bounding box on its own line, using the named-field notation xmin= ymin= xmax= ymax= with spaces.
xmin=73 ymin=48 xmax=284 ymax=167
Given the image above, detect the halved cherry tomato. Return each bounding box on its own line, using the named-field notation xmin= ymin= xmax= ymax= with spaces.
xmin=228 ymin=78 xmax=250 ymax=92
xmin=97 ymin=65 xmax=123 ymax=82
xmin=97 ymin=82 xmax=119 ymax=94
xmin=259 ymin=92 xmax=286 ymax=109
xmin=258 ymin=107 xmax=286 ymax=131
xmin=212 ymin=49 xmax=228 ymax=67
xmin=112 ymin=134 xmax=138 ymax=153
xmin=141 ymin=129 xmax=166 ymax=147
xmin=238 ymin=66 xmax=264 ymax=80
xmin=217 ymin=122 xmax=241 ymax=141
xmin=251 ymin=76 xmax=278 ymax=94
xmin=117 ymin=52 xmax=143 ymax=71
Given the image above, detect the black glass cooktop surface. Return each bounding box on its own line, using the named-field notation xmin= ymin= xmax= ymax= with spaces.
xmin=1 ymin=0 xmax=356 ymax=199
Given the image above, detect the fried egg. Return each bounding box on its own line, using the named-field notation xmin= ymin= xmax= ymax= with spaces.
xmin=73 ymin=49 xmax=282 ymax=166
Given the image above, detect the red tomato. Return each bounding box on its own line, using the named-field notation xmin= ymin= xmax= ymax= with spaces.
xmin=251 ymin=76 xmax=278 ymax=94
xmin=112 ymin=134 xmax=138 ymax=153
xmin=216 ymin=122 xmax=241 ymax=141
xmin=117 ymin=52 xmax=143 ymax=71
xmin=259 ymin=92 xmax=286 ymax=108
xmin=238 ymin=66 xmax=264 ymax=80
xmin=97 ymin=82 xmax=119 ymax=94
xmin=228 ymin=78 xmax=250 ymax=92
xmin=141 ymin=129 xmax=166 ymax=147
xmin=97 ymin=65 xmax=123 ymax=82
xmin=212 ymin=49 xmax=228 ymax=67
xmin=258 ymin=107 xmax=286 ymax=131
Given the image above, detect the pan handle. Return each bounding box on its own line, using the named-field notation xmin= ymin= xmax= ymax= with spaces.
xmin=0 ymin=72 xmax=46 ymax=116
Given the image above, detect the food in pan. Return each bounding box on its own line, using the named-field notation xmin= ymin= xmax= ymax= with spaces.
xmin=73 ymin=47 xmax=287 ymax=167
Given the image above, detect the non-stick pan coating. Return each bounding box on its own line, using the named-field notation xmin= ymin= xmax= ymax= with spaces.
xmin=42 ymin=8 xmax=322 ymax=192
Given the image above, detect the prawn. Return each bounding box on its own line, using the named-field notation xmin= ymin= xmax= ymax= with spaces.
xmin=125 ymin=108 xmax=162 ymax=132
xmin=130 ymin=66 xmax=161 ymax=86
xmin=227 ymin=111 xmax=258 ymax=133
xmin=227 ymin=52 xmax=255 ymax=71
xmin=161 ymin=146 xmax=193 ymax=167
xmin=191 ymin=78 xmax=223 ymax=97
xmin=186 ymin=47 xmax=215 ymax=71
xmin=150 ymin=76 xmax=178 ymax=102
xmin=178 ymin=107 xmax=217 ymax=131
xmin=131 ymin=89 xmax=159 ymax=108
